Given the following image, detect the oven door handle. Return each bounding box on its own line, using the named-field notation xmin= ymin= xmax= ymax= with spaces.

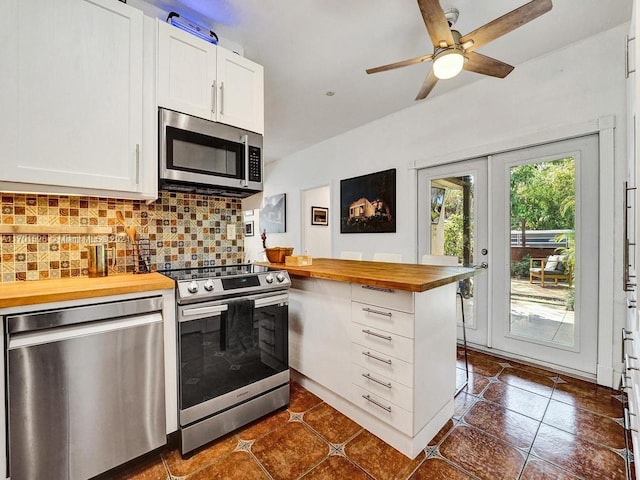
xmin=180 ymin=304 xmax=228 ymax=321
xmin=254 ymin=294 xmax=289 ymax=309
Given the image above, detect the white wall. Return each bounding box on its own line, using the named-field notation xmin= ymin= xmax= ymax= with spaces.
xmin=262 ymin=24 xmax=629 ymax=383
xmin=301 ymin=185 xmax=331 ymax=257
xmin=265 ymin=25 xmax=626 ymax=260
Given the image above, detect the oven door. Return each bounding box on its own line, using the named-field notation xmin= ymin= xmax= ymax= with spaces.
xmin=177 ymin=292 xmax=289 ymax=426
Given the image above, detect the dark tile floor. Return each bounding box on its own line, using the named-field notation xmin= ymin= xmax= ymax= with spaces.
xmin=115 ymin=348 xmax=631 ymax=480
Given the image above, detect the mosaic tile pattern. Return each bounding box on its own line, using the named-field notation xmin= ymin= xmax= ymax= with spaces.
xmin=0 ymin=191 xmax=244 ymax=282
xmin=113 ymin=349 xmax=631 ymax=480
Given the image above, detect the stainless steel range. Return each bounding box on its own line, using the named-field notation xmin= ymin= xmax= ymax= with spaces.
xmin=160 ymin=264 xmax=290 ymax=454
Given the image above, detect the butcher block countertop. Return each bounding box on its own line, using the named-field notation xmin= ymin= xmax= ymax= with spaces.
xmin=257 ymin=258 xmax=474 ymax=293
xmin=0 ymin=273 xmax=174 ymax=309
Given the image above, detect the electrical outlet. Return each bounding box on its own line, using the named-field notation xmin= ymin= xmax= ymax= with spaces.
xmin=226 ymin=223 xmax=236 ymax=239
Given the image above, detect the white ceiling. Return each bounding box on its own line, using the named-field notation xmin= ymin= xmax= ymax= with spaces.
xmin=142 ymin=0 xmax=632 ymax=162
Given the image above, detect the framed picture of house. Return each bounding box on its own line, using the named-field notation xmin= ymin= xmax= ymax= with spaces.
xmin=430 ymin=186 xmax=445 ymax=224
xmin=311 ymin=206 xmax=328 ymax=226
xmin=260 ymin=193 xmax=286 ymax=233
xmin=245 ymin=220 xmax=254 ymax=237
xmin=340 ymin=168 xmax=396 ymax=233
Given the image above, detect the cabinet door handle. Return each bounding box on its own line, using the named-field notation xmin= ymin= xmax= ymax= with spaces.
xmin=362 ymin=394 xmax=392 ymax=412
xmin=135 ymin=144 xmax=140 ymax=185
xmin=220 ymin=81 xmax=225 ymax=115
xmin=625 ymin=354 xmax=639 ymax=372
xmin=362 ymin=285 xmax=394 ymax=293
xmin=362 ymin=372 xmax=392 ymax=388
xmin=362 ymin=307 xmax=392 ymax=318
xmin=621 ymin=374 xmax=632 ymax=391
xmin=362 ymin=351 xmax=392 ymax=365
xmin=362 ymin=329 xmax=392 ymax=341
xmin=211 ymin=80 xmax=217 ymax=115
xmin=626 ymin=35 xmax=636 ymax=79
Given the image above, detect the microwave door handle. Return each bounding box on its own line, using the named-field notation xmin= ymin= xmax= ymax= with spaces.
xmin=242 ymin=134 xmax=249 ymax=187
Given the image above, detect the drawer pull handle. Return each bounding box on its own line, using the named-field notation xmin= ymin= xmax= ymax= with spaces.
xmin=624 ymin=407 xmax=639 ymax=432
xmin=362 ymin=372 xmax=392 ymax=388
xmin=362 ymin=351 xmax=392 ymax=365
xmin=362 ymin=285 xmax=394 ymax=293
xmin=362 ymin=307 xmax=392 ymax=318
xmin=362 ymin=394 xmax=392 ymax=412
xmin=621 ymin=374 xmax=632 ymax=390
xmin=362 ymin=329 xmax=392 ymax=341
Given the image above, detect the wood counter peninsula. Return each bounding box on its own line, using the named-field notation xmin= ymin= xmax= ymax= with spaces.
xmin=259 ymin=258 xmax=474 ymax=458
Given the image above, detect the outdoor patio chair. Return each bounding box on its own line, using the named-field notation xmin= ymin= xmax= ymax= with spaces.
xmin=529 ymin=255 xmax=572 ymax=287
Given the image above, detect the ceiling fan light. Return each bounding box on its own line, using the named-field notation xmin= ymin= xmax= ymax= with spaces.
xmin=432 ymin=50 xmax=465 ymax=80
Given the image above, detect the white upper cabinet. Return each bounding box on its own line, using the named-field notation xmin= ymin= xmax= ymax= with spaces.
xmin=217 ymin=47 xmax=264 ymax=134
xmin=0 ymin=0 xmax=152 ymax=199
xmin=157 ymin=21 xmax=264 ymax=134
xmin=157 ymin=20 xmax=217 ymax=121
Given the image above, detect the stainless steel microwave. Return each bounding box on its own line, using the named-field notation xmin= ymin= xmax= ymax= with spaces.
xmin=159 ymin=108 xmax=263 ymax=198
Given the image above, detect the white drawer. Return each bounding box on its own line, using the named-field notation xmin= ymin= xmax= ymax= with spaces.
xmin=352 ymin=366 xmax=413 ymax=412
xmin=351 ymin=343 xmax=414 ymax=387
xmin=350 ymin=322 xmax=414 ymax=363
xmin=351 ymin=301 xmax=414 ymax=338
xmin=351 ymin=384 xmax=412 ymax=434
xmin=351 ymin=284 xmax=414 ymax=313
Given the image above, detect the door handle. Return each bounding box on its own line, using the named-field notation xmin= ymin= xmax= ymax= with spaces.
xmin=473 ymin=262 xmax=488 ymax=269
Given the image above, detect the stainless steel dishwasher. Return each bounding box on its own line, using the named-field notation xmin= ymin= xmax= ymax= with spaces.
xmin=5 ymin=296 xmax=166 ymax=480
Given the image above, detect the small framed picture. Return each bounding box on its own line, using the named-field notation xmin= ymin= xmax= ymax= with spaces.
xmin=311 ymin=206 xmax=328 ymax=226
xmin=245 ymin=220 xmax=254 ymax=237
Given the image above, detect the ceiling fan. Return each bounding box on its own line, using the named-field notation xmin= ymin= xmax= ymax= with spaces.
xmin=366 ymin=0 xmax=552 ymax=101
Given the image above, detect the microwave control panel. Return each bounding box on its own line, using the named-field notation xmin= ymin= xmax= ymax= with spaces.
xmin=248 ymin=146 xmax=262 ymax=182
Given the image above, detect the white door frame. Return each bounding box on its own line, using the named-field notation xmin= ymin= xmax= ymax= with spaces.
xmin=412 ymin=116 xmax=617 ymax=387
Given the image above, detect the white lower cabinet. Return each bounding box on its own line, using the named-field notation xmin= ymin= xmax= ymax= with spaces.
xmin=351 ymin=288 xmax=416 ymax=433
xmin=351 ymin=367 xmax=414 ymax=412
xmin=289 ymin=276 xmax=457 ymax=458
xmin=351 ymin=384 xmax=413 ymax=434
xmin=350 ymin=343 xmax=414 ymax=388
xmin=622 ymin=300 xmax=640 ymax=480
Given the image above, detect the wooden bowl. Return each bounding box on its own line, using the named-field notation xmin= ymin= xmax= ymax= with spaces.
xmin=265 ymin=247 xmax=294 ymax=263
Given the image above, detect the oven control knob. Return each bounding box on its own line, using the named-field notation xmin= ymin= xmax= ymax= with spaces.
xmin=187 ymin=281 xmax=199 ymax=294
xmin=265 ymin=274 xmax=274 ymax=284
xmin=276 ymin=273 xmax=286 ymax=283
xmin=203 ymin=279 xmax=215 ymax=291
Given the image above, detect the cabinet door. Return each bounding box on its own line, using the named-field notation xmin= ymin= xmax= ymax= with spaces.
xmin=1 ymin=0 xmax=143 ymax=193
xmin=217 ymin=47 xmax=264 ymax=134
xmin=157 ymin=20 xmax=217 ymax=121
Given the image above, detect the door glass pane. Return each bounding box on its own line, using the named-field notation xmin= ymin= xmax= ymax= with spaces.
xmin=430 ymin=176 xmax=474 ymax=326
xmin=509 ymin=157 xmax=575 ymax=346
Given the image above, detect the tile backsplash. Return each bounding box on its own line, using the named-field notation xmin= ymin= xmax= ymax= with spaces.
xmin=0 ymin=191 xmax=244 ymax=283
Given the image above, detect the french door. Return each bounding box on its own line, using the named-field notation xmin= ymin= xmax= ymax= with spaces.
xmin=490 ymin=135 xmax=599 ymax=375
xmin=418 ymin=134 xmax=599 ymax=375
xmin=417 ymin=158 xmax=489 ymax=346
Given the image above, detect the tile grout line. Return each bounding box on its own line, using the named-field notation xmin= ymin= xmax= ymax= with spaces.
xmin=514 ymin=373 xmax=559 ymax=480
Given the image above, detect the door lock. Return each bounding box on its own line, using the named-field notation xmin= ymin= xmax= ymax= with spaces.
xmin=481 ymin=248 xmax=488 ymax=255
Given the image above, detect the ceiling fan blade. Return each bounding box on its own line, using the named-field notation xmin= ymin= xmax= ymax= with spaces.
xmin=366 ymin=54 xmax=433 ymax=74
xmin=415 ymin=68 xmax=438 ymax=101
xmin=464 ymin=52 xmax=514 ymax=78
xmin=459 ymin=0 xmax=552 ymax=53
xmin=417 ymin=0 xmax=454 ymax=48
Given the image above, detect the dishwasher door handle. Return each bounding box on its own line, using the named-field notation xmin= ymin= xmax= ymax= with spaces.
xmin=8 ymin=313 xmax=162 ymax=350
